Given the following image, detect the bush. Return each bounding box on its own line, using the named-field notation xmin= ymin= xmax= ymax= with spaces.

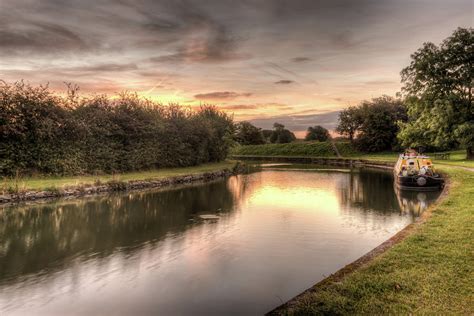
xmin=0 ymin=82 xmax=234 ymax=176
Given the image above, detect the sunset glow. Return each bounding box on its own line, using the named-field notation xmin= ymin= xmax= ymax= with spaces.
xmin=0 ymin=0 xmax=472 ymax=134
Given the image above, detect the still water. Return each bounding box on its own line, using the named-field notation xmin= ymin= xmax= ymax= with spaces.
xmin=0 ymin=166 xmax=440 ymax=315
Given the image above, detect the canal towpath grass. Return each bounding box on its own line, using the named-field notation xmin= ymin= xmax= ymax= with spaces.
xmin=1 ymin=161 xmax=236 ymax=192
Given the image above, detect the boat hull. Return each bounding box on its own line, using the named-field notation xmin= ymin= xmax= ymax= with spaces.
xmin=394 ymin=174 xmax=444 ymax=191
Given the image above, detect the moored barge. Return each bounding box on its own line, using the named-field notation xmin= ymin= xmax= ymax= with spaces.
xmin=394 ymin=150 xmax=444 ymax=191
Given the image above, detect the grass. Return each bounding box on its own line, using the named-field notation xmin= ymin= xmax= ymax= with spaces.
xmin=233 ymin=142 xmax=474 ymax=168
xmin=276 ymin=165 xmax=474 ymax=314
xmin=231 ymin=142 xmax=337 ymax=157
xmin=0 ymin=161 xmax=236 ymax=192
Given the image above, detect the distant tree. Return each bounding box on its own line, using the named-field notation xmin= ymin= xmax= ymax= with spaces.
xmin=234 ymin=121 xmax=265 ymax=145
xmin=398 ymin=27 xmax=474 ymax=159
xmin=336 ymin=106 xmax=362 ymax=142
xmin=305 ymin=125 xmax=330 ymax=141
xmin=270 ymin=122 xmax=296 ymax=143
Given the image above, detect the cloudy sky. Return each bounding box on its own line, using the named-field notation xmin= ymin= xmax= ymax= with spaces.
xmin=0 ymin=0 xmax=472 ymax=136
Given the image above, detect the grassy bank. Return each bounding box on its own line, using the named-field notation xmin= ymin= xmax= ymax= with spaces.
xmin=274 ymin=165 xmax=473 ymax=314
xmin=232 ymin=142 xmax=474 ymax=168
xmin=1 ymin=161 xmax=236 ymax=192
xmin=231 ymin=141 xmax=338 ymax=157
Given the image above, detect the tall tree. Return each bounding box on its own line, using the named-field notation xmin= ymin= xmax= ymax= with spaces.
xmin=305 ymin=125 xmax=330 ymax=141
xmin=336 ymin=96 xmax=406 ymax=152
xmin=357 ymin=96 xmax=407 ymax=152
xmin=398 ymin=27 xmax=474 ymax=159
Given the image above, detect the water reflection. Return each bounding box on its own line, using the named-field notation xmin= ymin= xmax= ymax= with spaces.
xmin=0 ymin=181 xmax=236 ymax=284
xmin=0 ymin=168 xmax=440 ymax=315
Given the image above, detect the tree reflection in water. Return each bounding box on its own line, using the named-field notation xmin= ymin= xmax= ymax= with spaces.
xmin=0 ymin=179 xmax=237 ymax=284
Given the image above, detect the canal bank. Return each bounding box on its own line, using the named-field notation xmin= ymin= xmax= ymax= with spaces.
xmin=266 ymin=163 xmax=472 ymax=315
xmin=0 ymin=161 xmax=246 ymax=205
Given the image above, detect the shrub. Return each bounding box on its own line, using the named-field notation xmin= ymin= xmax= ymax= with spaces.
xmin=0 ymin=82 xmax=234 ymax=176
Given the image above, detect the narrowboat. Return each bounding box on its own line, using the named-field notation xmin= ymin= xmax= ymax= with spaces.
xmin=394 ymin=150 xmax=444 ymax=191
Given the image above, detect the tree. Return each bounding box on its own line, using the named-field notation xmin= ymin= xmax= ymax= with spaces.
xmin=234 ymin=121 xmax=265 ymax=145
xmin=398 ymin=27 xmax=474 ymax=159
xmin=336 ymin=106 xmax=362 ymax=142
xmin=356 ymin=96 xmax=407 ymax=152
xmin=270 ymin=122 xmax=296 ymax=143
xmin=305 ymin=125 xmax=330 ymax=141
xmin=261 ymin=129 xmax=273 ymax=143
xmin=336 ymin=96 xmax=406 ymax=152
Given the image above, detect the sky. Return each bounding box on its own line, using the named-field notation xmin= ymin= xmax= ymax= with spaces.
xmin=0 ymin=0 xmax=472 ymax=136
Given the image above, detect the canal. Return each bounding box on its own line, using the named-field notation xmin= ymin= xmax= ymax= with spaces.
xmin=0 ymin=165 xmax=440 ymax=315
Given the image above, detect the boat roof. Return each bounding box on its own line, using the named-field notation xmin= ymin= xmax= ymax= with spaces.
xmin=399 ymin=154 xmax=431 ymax=159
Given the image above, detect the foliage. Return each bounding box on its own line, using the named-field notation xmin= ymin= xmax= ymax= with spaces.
xmin=261 ymin=129 xmax=273 ymax=143
xmin=356 ymin=96 xmax=407 ymax=152
xmin=270 ymin=122 xmax=296 ymax=143
xmin=305 ymin=125 xmax=330 ymax=141
xmin=336 ymin=96 xmax=406 ymax=152
xmin=234 ymin=121 xmax=265 ymax=145
xmin=336 ymin=106 xmax=362 ymax=142
xmin=398 ymin=27 xmax=474 ymax=159
xmin=0 ymin=81 xmax=234 ymax=176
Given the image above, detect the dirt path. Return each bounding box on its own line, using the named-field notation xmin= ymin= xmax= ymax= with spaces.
xmin=330 ymin=139 xmax=342 ymax=158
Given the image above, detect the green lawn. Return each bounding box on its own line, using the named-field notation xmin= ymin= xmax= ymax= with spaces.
xmin=231 ymin=142 xmax=337 ymax=157
xmin=232 ymin=143 xmax=474 ymax=168
xmin=1 ymin=161 xmax=236 ymax=192
xmin=273 ymin=163 xmax=474 ymax=315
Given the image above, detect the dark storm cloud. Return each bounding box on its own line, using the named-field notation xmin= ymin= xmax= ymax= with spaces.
xmin=194 ymin=91 xmax=252 ymax=100
xmin=274 ymin=80 xmax=294 ymax=85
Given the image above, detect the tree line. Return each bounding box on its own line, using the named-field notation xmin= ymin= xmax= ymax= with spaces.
xmin=1 ymin=28 xmax=471 ymax=177
xmin=235 ymin=27 xmax=473 ymax=159
xmin=0 ymin=82 xmax=233 ymax=176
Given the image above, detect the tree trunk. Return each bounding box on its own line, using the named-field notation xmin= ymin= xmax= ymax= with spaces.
xmin=467 ymin=146 xmax=474 ymax=160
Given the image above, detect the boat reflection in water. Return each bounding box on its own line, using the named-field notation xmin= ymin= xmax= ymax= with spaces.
xmin=394 ymin=187 xmax=442 ymax=216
